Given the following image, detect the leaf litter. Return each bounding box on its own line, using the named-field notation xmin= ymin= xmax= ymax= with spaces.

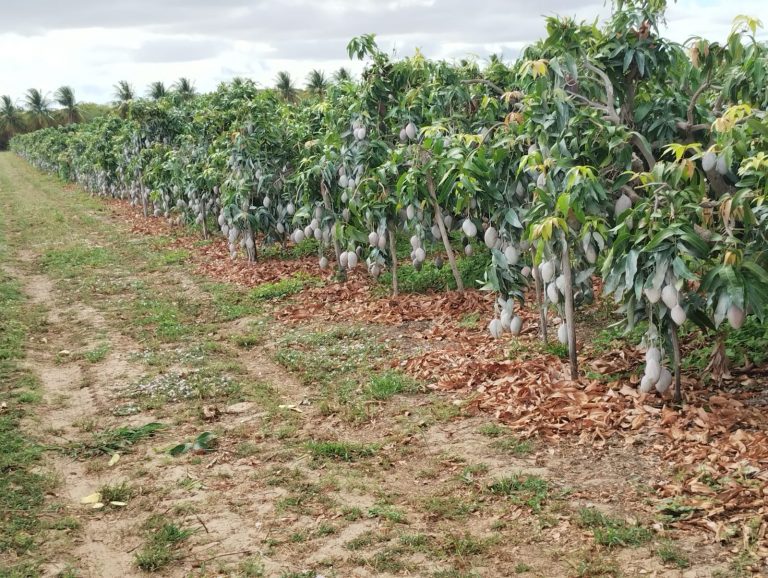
xmin=109 ymin=198 xmax=768 ymax=560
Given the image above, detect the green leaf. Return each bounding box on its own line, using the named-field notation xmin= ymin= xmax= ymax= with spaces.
xmin=623 ymin=49 xmax=635 ymax=73
xmin=169 ymin=443 xmax=192 ymax=457
xmin=192 ymin=432 xmax=217 ymax=452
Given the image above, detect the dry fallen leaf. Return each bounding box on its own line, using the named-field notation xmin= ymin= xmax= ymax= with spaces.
xmin=80 ymin=492 xmax=102 ymax=504
xmin=278 ymin=404 xmax=303 ymax=413
xmin=202 ymin=405 xmax=220 ymax=421
xmin=108 ymin=453 xmax=120 ymax=467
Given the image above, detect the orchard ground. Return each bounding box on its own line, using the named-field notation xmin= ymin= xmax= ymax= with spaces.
xmin=0 ymin=151 xmax=765 ymax=577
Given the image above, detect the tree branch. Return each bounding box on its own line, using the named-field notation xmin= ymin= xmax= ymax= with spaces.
xmin=461 ymin=79 xmax=505 ymax=96
xmin=568 ymin=92 xmax=610 ymax=114
xmin=621 ymin=185 xmax=642 ymax=204
xmin=631 ymin=134 xmax=656 ymax=170
xmin=480 ymin=121 xmax=509 ymax=145
xmin=577 ymin=61 xmax=656 ymax=169
xmin=675 ymin=121 xmax=710 ymax=133
xmin=687 ymin=70 xmax=712 ymax=127
xmin=583 ymin=62 xmax=620 ymax=124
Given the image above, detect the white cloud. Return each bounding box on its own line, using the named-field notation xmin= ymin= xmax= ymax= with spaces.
xmin=0 ymin=0 xmax=765 ymax=104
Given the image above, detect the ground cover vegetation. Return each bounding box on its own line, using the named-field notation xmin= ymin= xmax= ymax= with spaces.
xmin=2 ymin=0 xmax=768 ymax=575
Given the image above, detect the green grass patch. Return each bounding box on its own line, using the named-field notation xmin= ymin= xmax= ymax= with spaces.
xmin=423 ymin=496 xmax=479 ymax=520
xmin=83 ymin=342 xmax=110 ymax=363
xmin=238 ymin=556 xmax=265 ymax=577
xmin=439 ymin=532 xmax=491 ymax=558
xmin=683 ymin=308 xmax=768 ymax=372
xmin=0 ymin=270 xmax=52 ymax=572
xmin=378 ymin=250 xmax=488 ymax=294
xmin=134 ymin=515 xmax=194 ymax=572
xmin=399 ymin=533 xmax=429 ymax=551
xmin=274 ymin=325 xmax=391 ymax=422
xmin=259 ymin=238 xmax=320 ymax=260
xmin=341 ymin=506 xmax=364 ymax=521
xmin=0 ymin=277 xmax=25 ymax=361
xmin=232 ymin=331 xmax=264 ymax=348
xmin=364 ymin=371 xmax=421 ymax=400
xmin=306 ymin=440 xmax=378 ymax=462
xmin=577 ymin=507 xmax=652 ymax=547
xmin=99 ymin=481 xmax=133 ymax=504
xmin=488 ymin=474 xmax=549 ymax=512
xmin=656 ymin=540 xmax=690 ymax=568
xmin=490 ymin=436 xmax=534 ymax=457
xmin=202 ymin=281 xmax=260 ymax=321
xmin=368 ymin=503 xmax=408 ymax=524
xmin=457 ymin=312 xmax=481 ymax=329
xmin=40 ymin=245 xmax=114 ymax=277
xmin=150 ymin=248 xmax=190 ymax=267
xmin=131 ymin=292 xmax=201 ymax=342
xmin=545 ymin=341 xmax=569 ymax=359
xmin=572 ymin=552 xmax=621 ymax=577
xmin=344 ymin=531 xmax=377 ymax=551
xmin=251 ymin=273 xmax=320 ymax=301
xmin=478 ymin=423 xmax=506 ymax=437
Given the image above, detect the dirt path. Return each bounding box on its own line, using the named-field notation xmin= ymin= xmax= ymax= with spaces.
xmin=18 ymin=267 xmax=140 ymax=578
xmin=0 ymin=151 xmax=752 ymax=577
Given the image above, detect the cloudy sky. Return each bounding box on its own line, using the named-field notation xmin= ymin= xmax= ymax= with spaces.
xmin=0 ymin=0 xmax=766 ymax=104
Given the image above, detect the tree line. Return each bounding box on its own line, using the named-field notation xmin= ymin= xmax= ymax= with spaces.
xmin=0 ymin=68 xmax=352 ymax=150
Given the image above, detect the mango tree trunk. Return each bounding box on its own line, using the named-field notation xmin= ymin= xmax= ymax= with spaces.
xmin=560 ymin=232 xmax=578 ymax=379
xmin=670 ymin=323 xmax=683 ymax=405
xmin=531 ymin=248 xmax=548 ymax=343
xmin=388 ymin=226 xmax=399 ymax=297
xmin=200 ymin=196 xmax=208 ymax=239
xmin=426 ymin=172 xmax=463 ymax=292
xmin=320 ymin=183 xmax=345 ymax=280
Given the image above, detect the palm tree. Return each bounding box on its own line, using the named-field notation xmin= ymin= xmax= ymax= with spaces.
xmin=1 ymin=95 xmax=25 ymax=147
xmin=1 ymin=95 xmax=24 ymax=131
xmin=113 ymin=80 xmax=135 ymax=118
xmin=172 ymin=77 xmax=196 ymax=100
xmin=275 ymin=71 xmax=297 ymax=102
xmin=54 ymin=86 xmax=81 ymax=124
xmin=333 ymin=67 xmax=352 ymax=84
xmin=24 ymin=89 xmax=53 ymax=130
xmin=147 ymin=81 xmax=167 ymax=100
xmin=306 ymin=69 xmax=329 ymax=98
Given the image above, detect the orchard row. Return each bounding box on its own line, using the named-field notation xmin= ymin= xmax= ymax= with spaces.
xmin=12 ymin=2 xmax=768 ymax=402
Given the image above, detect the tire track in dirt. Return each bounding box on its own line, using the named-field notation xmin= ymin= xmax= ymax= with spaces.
xmin=17 ymin=268 xmax=143 ymax=578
